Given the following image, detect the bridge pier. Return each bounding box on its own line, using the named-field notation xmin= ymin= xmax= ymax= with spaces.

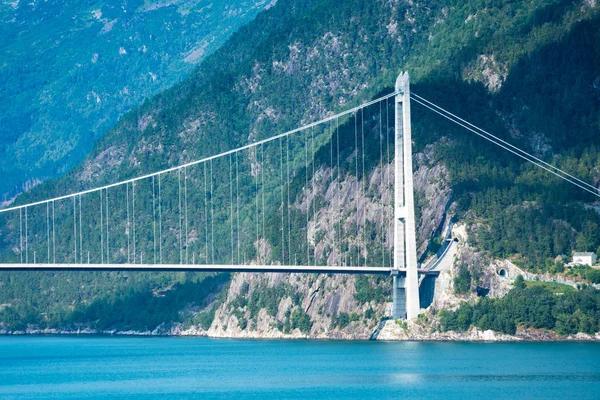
xmin=391 ymin=272 xmax=407 ymax=319
xmin=392 ymin=71 xmax=420 ymax=320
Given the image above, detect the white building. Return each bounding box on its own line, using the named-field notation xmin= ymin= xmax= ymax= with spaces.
xmin=572 ymin=252 xmax=597 ymax=266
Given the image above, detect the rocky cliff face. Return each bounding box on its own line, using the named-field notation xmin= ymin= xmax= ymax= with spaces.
xmin=207 ymin=273 xmax=384 ymax=339
xmin=414 ymin=142 xmax=453 ymax=256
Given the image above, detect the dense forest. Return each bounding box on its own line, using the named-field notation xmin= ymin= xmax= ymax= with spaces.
xmin=1 ymin=0 xmax=599 ymax=333
xmin=440 ymin=276 xmax=600 ymax=335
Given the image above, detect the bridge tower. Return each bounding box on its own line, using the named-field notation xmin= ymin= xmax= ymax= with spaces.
xmin=391 ymin=72 xmax=420 ymax=320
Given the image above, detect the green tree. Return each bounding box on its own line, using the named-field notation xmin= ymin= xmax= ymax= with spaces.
xmin=454 ymin=265 xmax=472 ymax=294
xmin=514 ymin=275 xmax=526 ymax=289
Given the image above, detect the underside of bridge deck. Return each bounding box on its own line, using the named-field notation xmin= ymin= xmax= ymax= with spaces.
xmin=0 ymin=263 xmax=440 ymax=276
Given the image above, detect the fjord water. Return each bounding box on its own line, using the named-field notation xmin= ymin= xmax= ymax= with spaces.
xmin=0 ymin=337 xmax=598 ymax=399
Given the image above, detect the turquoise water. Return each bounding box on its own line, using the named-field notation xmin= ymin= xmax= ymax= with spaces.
xmin=0 ymin=337 xmax=599 ymax=399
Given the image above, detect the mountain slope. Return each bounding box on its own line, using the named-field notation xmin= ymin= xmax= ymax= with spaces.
xmin=0 ymin=0 xmax=272 ymax=200
xmin=1 ymin=0 xmax=599 ymax=336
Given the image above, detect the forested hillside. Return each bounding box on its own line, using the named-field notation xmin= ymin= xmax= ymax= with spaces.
xmin=0 ymin=0 xmax=272 ymax=200
xmin=1 ymin=0 xmax=599 ymax=335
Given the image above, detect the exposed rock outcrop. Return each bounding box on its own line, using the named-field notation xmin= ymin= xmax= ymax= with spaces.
xmin=375 ymin=318 xmax=600 ymax=342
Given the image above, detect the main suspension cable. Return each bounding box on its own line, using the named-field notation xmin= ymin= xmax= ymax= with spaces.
xmin=0 ymin=91 xmax=400 ymax=214
xmin=412 ymin=92 xmax=598 ymax=193
xmin=410 ymin=94 xmax=600 ymax=198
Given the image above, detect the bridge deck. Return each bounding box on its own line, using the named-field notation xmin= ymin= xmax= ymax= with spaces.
xmin=0 ymin=264 xmax=440 ymax=275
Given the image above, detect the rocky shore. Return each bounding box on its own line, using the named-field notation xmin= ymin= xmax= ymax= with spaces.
xmin=2 ymin=320 xmax=599 ymax=342
xmin=373 ymin=319 xmax=600 ymax=342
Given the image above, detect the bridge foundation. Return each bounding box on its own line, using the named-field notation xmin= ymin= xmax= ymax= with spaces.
xmin=392 ymin=71 xmax=420 ymax=320
xmin=391 ymin=272 xmax=407 ymax=319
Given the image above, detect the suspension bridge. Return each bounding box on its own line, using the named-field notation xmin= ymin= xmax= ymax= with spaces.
xmin=0 ymin=72 xmax=598 ymax=320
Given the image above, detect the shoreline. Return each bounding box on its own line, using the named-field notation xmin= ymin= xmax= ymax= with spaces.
xmin=1 ymin=327 xmax=599 ymax=343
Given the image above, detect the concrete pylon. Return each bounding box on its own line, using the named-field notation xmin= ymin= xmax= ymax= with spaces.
xmin=392 ymin=71 xmax=420 ymax=320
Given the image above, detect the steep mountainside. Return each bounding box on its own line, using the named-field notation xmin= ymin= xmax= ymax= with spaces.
xmin=1 ymin=0 xmax=599 ymax=337
xmin=0 ymin=0 xmax=272 ymax=200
